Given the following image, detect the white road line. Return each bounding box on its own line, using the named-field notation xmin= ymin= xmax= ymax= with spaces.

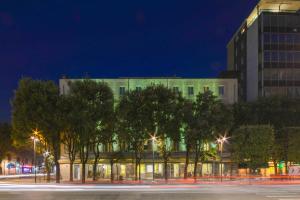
xmin=266 ymin=196 xmax=300 ymax=198
xmin=278 ymin=199 xmax=300 ymax=200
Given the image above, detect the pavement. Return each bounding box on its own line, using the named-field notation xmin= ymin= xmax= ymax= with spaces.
xmin=0 ymin=184 xmax=300 ymax=200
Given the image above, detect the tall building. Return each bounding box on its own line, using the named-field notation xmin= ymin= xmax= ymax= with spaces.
xmin=59 ymin=77 xmax=237 ymax=181
xmin=227 ymin=0 xmax=300 ymax=101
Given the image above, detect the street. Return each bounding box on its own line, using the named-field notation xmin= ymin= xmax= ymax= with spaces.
xmin=0 ymin=184 xmax=300 ymax=200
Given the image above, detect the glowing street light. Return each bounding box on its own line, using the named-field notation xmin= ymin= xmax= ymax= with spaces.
xmin=216 ymin=135 xmax=228 ymax=182
xmin=31 ymin=131 xmax=39 ymax=184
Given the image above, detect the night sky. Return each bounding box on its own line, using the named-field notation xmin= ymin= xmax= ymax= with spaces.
xmin=0 ymin=0 xmax=258 ymax=122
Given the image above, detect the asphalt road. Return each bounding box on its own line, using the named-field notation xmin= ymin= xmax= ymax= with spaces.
xmin=0 ymin=184 xmax=300 ymax=200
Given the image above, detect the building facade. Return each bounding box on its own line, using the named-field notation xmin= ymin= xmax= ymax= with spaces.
xmin=59 ymin=77 xmax=238 ymax=181
xmin=227 ymin=0 xmax=300 ymax=101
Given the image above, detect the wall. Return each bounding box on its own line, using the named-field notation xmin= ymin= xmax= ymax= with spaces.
xmin=246 ymin=19 xmax=259 ymax=101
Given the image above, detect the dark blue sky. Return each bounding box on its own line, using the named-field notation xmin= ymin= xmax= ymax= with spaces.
xmin=0 ymin=0 xmax=258 ymax=122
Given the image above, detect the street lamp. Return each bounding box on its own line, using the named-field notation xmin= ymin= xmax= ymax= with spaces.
xmin=31 ymin=135 xmax=39 ymax=183
xmin=150 ymin=135 xmax=157 ymax=182
xmin=217 ymin=135 xmax=228 ymax=182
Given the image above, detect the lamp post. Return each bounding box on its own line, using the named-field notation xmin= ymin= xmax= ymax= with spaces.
xmin=31 ymin=136 xmax=39 ymax=183
xmin=151 ymin=135 xmax=157 ymax=182
xmin=217 ymin=136 xmax=228 ymax=182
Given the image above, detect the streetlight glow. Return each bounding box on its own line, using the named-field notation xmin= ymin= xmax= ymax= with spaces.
xmin=216 ymin=134 xmax=229 ymax=182
xmin=30 ymin=129 xmax=40 ymax=184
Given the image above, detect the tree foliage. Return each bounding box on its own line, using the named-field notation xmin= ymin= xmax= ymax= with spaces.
xmin=231 ymin=125 xmax=274 ymax=171
xmin=67 ymin=79 xmax=114 ymax=183
xmin=12 ymin=78 xmax=62 ymax=182
xmin=0 ymin=123 xmax=12 ymax=174
xmin=116 ymin=89 xmax=148 ymax=180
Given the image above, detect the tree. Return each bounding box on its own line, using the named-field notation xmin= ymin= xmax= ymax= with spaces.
xmin=12 ymin=78 xmax=62 ymax=183
xmin=143 ymin=85 xmax=180 ymax=181
xmin=178 ymin=99 xmax=195 ymax=179
xmin=0 ymin=123 xmax=12 ymax=175
xmin=233 ymin=97 xmax=300 ymax=175
xmin=279 ymin=127 xmax=300 ymax=174
xmin=68 ymin=79 xmax=113 ymax=183
xmin=60 ymin=95 xmax=79 ymax=182
xmin=231 ymin=125 xmax=274 ymax=173
xmin=90 ymin=83 xmax=114 ymax=181
xmin=192 ymin=91 xmax=223 ymax=178
xmin=116 ymin=90 xmax=148 ymax=181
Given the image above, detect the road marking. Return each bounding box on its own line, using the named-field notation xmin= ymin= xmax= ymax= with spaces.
xmin=266 ymin=196 xmax=300 ymax=198
xmin=278 ymin=199 xmax=300 ymax=200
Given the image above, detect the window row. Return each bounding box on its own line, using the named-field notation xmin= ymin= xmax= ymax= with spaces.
xmin=119 ymin=86 xmax=225 ymax=96
xmin=264 ymin=51 xmax=300 ymax=63
xmin=264 ymin=87 xmax=300 ymax=98
xmin=263 ymin=69 xmax=300 ymax=81
xmin=264 ymin=33 xmax=300 ymax=44
xmin=263 ymin=15 xmax=300 ymax=28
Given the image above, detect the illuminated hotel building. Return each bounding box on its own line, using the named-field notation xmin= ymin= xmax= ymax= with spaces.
xmin=59 ymin=77 xmax=237 ymax=181
xmin=227 ymin=0 xmax=300 ymax=101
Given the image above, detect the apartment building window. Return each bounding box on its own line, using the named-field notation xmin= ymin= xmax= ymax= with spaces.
xmin=203 ymin=86 xmax=210 ymax=92
xmin=136 ymin=86 xmax=142 ymax=92
xmin=218 ymin=86 xmax=225 ymax=96
xmin=173 ymin=87 xmax=179 ymax=93
xmin=188 ymin=86 xmax=194 ymax=96
xmin=119 ymin=86 xmax=126 ymax=95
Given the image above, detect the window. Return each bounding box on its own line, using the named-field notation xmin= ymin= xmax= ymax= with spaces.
xmin=264 ymin=51 xmax=270 ymax=62
xmin=119 ymin=86 xmax=126 ymax=95
xmin=203 ymin=86 xmax=209 ymax=92
xmin=173 ymin=87 xmax=179 ymax=93
xmin=271 ymin=52 xmax=278 ymax=62
xmin=218 ymin=86 xmax=225 ymax=96
xmin=136 ymin=86 xmax=142 ymax=92
xmin=188 ymin=86 xmax=194 ymax=96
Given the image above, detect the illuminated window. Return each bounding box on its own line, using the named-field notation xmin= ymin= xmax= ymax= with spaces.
xmin=203 ymin=86 xmax=209 ymax=92
xmin=136 ymin=86 xmax=142 ymax=92
xmin=119 ymin=87 xmax=126 ymax=95
xmin=218 ymin=86 xmax=225 ymax=96
xmin=173 ymin=87 xmax=179 ymax=93
xmin=188 ymin=86 xmax=194 ymax=96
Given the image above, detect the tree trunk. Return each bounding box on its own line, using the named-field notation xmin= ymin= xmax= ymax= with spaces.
xmin=164 ymin=159 xmax=168 ymax=181
xmin=135 ymin=151 xmax=138 ymax=181
xmin=110 ymin=160 xmax=114 ymax=182
xmin=69 ymin=161 xmax=74 ymax=182
xmin=53 ymin=136 xmax=61 ymax=183
xmin=273 ymin=160 xmax=278 ymax=175
xmin=138 ymin=161 xmax=141 ymax=181
xmin=0 ymin=160 xmax=2 ymax=175
xmin=285 ymin=161 xmax=288 ymax=175
xmin=81 ymin=162 xmax=86 ymax=183
xmin=193 ymin=147 xmax=199 ymax=180
xmin=135 ymin=159 xmax=138 ymax=181
xmin=184 ymin=146 xmax=190 ymax=179
xmin=45 ymin=158 xmax=51 ymax=182
xmin=92 ymin=157 xmax=98 ymax=181
xmin=47 ymin=170 xmax=51 ymax=182
xmin=55 ymin=160 xmax=60 ymax=183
